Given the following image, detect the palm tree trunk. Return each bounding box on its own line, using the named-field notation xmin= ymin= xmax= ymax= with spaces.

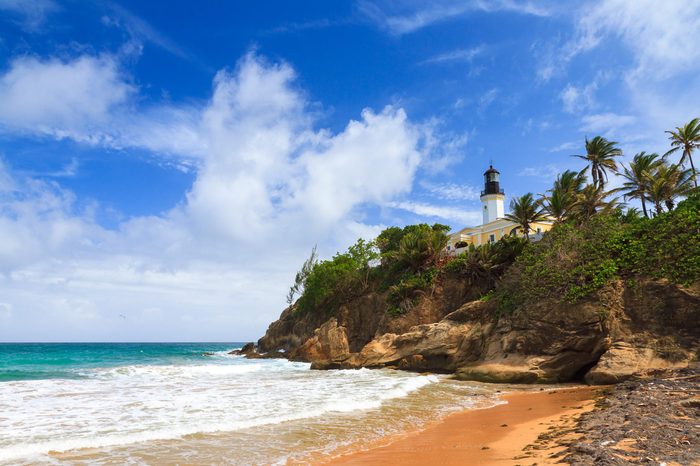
xmin=688 ymin=151 xmax=698 ymax=188
xmin=641 ymin=196 xmax=648 ymax=218
xmin=591 ymin=165 xmax=598 ymax=188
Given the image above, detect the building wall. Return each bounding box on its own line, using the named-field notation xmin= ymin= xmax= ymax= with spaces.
xmin=447 ymin=220 xmax=555 ymax=254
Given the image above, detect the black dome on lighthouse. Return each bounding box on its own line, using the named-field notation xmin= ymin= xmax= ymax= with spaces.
xmin=484 ymin=165 xmax=500 ymax=175
xmin=482 ymin=165 xmax=503 ymax=196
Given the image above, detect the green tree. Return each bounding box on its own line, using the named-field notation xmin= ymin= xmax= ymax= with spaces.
xmin=287 ymin=246 xmax=318 ymax=304
xmin=570 ymin=184 xmax=620 ymax=222
xmin=393 ymin=225 xmax=449 ymax=272
xmin=346 ymin=239 xmax=379 ymax=287
xmin=504 ymin=193 xmax=547 ymax=239
xmin=616 ymin=152 xmax=663 ymax=218
xmin=573 ymin=136 xmax=622 ymax=189
xmin=540 ymin=170 xmax=586 ymax=222
xmin=666 ymin=117 xmax=700 ymax=187
xmin=645 ymin=163 xmax=695 ymax=215
xmin=446 ymin=236 xmax=527 ymax=288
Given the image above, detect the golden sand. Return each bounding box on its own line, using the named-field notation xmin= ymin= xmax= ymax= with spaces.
xmin=322 ymin=387 xmax=597 ymax=466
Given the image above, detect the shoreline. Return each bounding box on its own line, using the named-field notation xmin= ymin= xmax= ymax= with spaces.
xmin=319 ymin=386 xmax=599 ymax=466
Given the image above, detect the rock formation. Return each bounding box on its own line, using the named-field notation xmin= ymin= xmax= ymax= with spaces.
xmin=256 ymin=277 xmax=699 ymax=384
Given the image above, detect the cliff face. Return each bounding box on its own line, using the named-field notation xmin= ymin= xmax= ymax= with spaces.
xmin=257 ymin=277 xmax=699 ymax=384
xmin=257 ymin=276 xmax=479 ymax=357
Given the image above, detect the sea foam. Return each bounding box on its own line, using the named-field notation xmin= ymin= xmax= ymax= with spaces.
xmin=0 ymin=353 xmax=438 ymax=463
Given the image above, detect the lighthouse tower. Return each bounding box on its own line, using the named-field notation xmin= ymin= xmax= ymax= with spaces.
xmin=480 ymin=165 xmax=505 ymax=224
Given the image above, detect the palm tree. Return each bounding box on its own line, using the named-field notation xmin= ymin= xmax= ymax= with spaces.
xmin=539 ymin=170 xmax=586 ymax=222
xmin=645 ymin=163 xmax=695 ymax=215
xmin=540 ymin=188 xmax=569 ymax=222
xmin=615 ymin=152 xmax=663 ymax=218
xmin=570 ymin=184 xmax=620 ymax=222
xmin=395 ymin=225 xmax=448 ymax=272
xmin=573 ymin=136 xmax=622 ymax=189
xmin=666 ymin=118 xmax=700 ymax=187
xmin=504 ymin=193 xmax=548 ymax=239
xmin=553 ymin=169 xmax=587 ymax=194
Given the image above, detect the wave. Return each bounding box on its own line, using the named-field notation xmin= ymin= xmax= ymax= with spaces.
xmin=0 ymin=359 xmax=438 ymax=463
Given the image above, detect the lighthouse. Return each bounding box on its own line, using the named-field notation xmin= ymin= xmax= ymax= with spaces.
xmin=480 ymin=165 xmax=505 ymax=224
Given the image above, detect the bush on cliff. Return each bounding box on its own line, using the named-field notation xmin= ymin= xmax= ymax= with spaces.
xmin=294 ymin=238 xmax=379 ymax=315
xmin=445 ymin=236 xmax=527 ymax=288
xmin=291 ymin=224 xmax=454 ymax=316
xmin=495 ymin=193 xmax=700 ymax=313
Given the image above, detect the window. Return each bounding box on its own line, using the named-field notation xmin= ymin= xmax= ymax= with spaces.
xmin=489 ymin=234 xmax=495 ymax=243
xmin=537 ymin=227 xmax=542 ymax=234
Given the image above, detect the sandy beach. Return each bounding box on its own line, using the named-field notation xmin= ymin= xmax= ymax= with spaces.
xmin=323 ymin=386 xmax=598 ymax=466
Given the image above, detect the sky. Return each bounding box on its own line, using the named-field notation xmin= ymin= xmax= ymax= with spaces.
xmin=0 ymin=0 xmax=699 ymax=342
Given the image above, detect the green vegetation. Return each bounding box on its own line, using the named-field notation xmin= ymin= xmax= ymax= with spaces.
xmin=504 ymin=193 xmax=547 ymax=238
xmin=574 ymin=136 xmax=622 ymax=189
xmin=289 ymin=224 xmax=450 ymax=316
xmin=287 ymin=118 xmax=700 ymax=319
xmin=444 ymin=236 xmax=526 ymax=287
xmin=496 ymin=193 xmax=700 ymax=313
xmin=666 ymin=117 xmax=700 ymax=188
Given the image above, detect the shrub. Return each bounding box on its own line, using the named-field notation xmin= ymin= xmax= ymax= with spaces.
xmin=495 ymin=193 xmax=700 ymax=313
xmin=386 ymin=268 xmax=437 ymax=316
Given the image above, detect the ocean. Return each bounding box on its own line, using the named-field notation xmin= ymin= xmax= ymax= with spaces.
xmin=0 ymin=343 xmax=504 ymax=465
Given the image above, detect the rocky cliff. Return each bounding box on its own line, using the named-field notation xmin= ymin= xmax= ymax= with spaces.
xmin=256 ymin=277 xmax=699 ymax=384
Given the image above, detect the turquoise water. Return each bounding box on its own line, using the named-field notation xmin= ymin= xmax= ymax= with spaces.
xmin=0 ymin=342 xmax=243 ymax=381
xmin=0 ymin=342 xmax=506 ymax=466
xmin=0 ymin=343 xmax=503 ymax=464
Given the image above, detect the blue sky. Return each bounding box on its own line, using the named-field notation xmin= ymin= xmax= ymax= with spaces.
xmin=1 ymin=0 xmax=699 ymax=341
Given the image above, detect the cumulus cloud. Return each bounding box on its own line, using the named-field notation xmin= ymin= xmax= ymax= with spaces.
xmin=0 ymin=52 xmax=437 ymax=341
xmin=0 ymin=55 xmax=134 ymax=140
xmin=0 ymin=54 xmax=206 ymax=160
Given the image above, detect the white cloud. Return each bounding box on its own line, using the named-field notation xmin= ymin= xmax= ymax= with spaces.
xmin=0 ymin=55 xmax=134 ymax=139
xmin=102 ymin=2 xmax=190 ymax=60
xmin=519 ymin=165 xmax=560 ymax=179
xmin=0 ymin=0 xmax=58 ymax=31
xmin=266 ymin=18 xmax=341 ymax=34
xmin=420 ymin=181 xmax=480 ymax=201
xmin=358 ymin=0 xmax=550 ymax=35
xmin=572 ymin=0 xmax=700 ymax=82
xmin=387 ymin=201 xmax=481 ymax=225
xmin=0 ymin=52 xmax=442 ymax=341
xmin=478 ymin=88 xmax=499 ymax=112
xmin=540 ymin=0 xmax=700 ymax=85
xmin=421 ymin=46 xmax=485 ymax=65
xmin=0 ymin=54 xmax=207 ymax=159
xmin=0 ymin=303 xmax=11 ymax=319
xmin=548 ymin=141 xmax=578 ymax=153
xmin=579 ymin=112 xmax=636 ymax=136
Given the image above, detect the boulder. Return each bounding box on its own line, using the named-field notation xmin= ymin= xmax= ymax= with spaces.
xmin=228 ymin=342 xmax=256 ymax=355
xmin=291 ymin=318 xmax=350 ymax=363
xmin=585 ymin=341 xmax=693 ymax=385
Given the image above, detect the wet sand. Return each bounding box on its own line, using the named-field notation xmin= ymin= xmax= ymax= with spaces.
xmin=323 ymin=386 xmax=598 ymax=466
